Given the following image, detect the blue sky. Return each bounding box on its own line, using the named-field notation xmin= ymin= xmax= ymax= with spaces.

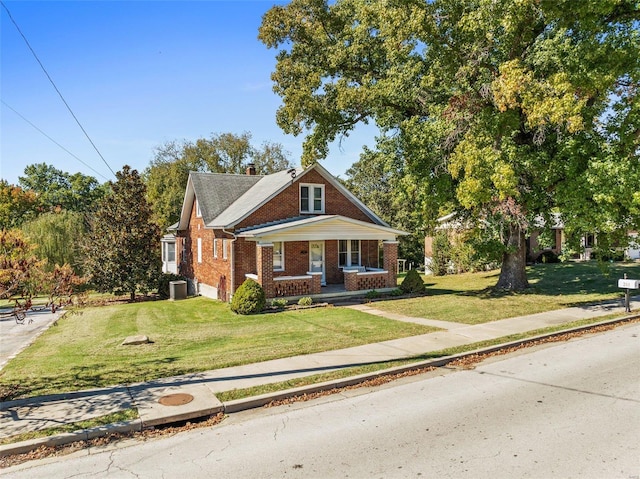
xmin=1 ymin=0 xmax=377 ymax=184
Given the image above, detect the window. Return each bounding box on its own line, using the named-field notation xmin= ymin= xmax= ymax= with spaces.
xmin=213 ymin=239 xmax=219 ymax=258
xmin=197 ymin=238 xmax=202 ymax=263
xmin=273 ymin=241 xmax=284 ymax=271
xmin=196 ymin=199 xmax=202 ymax=218
xmin=222 ymin=239 xmax=228 ymax=260
xmin=165 ymin=242 xmax=175 ymax=262
xmin=300 ymin=184 xmax=324 ymax=213
xmin=350 ymin=239 xmax=360 ymax=266
xmin=339 ymin=240 xmax=361 ymax=267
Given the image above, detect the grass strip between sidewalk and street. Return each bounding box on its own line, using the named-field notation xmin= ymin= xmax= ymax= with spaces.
xmin=215 ymin=312 xmax=635 ymax=402
xmin=0 ymin=408 xmax=138 ymax=446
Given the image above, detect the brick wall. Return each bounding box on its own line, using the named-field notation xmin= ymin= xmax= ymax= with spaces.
xmin=235 ymin=169 xmax=374 ymax=230
xmin=179 ymin=201 xmax=233 ymax=300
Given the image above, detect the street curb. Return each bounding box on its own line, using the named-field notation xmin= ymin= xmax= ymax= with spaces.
xmin=2 ymin=313 xmax=638 ymax=458
xmin=0 ymin=420 xmax=142 ymax=457
xmin=223 ymin=312 xmax=640 ymax=413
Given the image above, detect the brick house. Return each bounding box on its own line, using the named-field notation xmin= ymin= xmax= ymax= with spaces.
xmin=166 ymin=163 xmax=406 ymax=301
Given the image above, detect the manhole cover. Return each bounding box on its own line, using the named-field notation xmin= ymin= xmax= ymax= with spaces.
xmin=158 ymin=393 xmax=194 ymax=406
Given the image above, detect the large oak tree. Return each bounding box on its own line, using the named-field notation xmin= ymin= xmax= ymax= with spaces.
xmin=259 ymin=0 xmax=639 ymax=290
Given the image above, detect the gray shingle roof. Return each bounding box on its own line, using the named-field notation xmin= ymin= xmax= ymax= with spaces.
xmin=190 ymin=172 xmax=262 ymax=225
xmin=207 ymin=168 xmax=301 ymax=228
xmin=180 ymin=164 xmax=387 ymax=231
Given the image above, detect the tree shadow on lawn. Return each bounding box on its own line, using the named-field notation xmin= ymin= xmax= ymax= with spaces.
xmin=0 ymin=357 xmax=186 ymax=402
xmin=424 ymin=263 xmax=635 ymax=303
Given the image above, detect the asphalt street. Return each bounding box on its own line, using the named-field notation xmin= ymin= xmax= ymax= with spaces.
xmin=4 ymin=322 xmax=638 ymax=478
xmin=0 ymin=308 xmax=64 ymax=371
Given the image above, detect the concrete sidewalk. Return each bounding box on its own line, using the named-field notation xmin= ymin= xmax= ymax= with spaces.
xmin=1 ymin=296 xmax=638 ymax=455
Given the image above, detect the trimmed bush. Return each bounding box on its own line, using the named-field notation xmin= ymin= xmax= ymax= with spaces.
xmin=230 ymin=279 xmax=266 ymax=314
xmin=400 ymin=269 xmax=426 ymax=294
xmin=298 ymin=296 xmax=313 ymax=306
xmin=270 ymin=298 xmax=288 ymax=309
xmin=365 ymin=289 xmax=381 ymax=300
xmin=157 ymin=273 xmax=186 ymax=299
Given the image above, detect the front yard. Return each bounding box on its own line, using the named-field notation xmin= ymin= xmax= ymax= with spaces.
xmin=380 ymin=261 xmax=640 ymax=324
xmin=0 ymin=298 xmax=436 ymax=400
xmin=1 ymin=261 xmax=636 ymax=401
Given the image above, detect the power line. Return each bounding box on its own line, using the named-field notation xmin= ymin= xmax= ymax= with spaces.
xmin=1 ymin=100 xmax=110 ymax=181
xmin=1 ymin=0 xmax=116 ymax=178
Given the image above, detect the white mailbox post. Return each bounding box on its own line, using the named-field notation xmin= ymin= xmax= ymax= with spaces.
xmin=618 ymin=275 xmax=639 ymax=313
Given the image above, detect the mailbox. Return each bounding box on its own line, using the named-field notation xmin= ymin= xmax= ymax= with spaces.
xmin=618 ymin=279 xmax=640 ymax=289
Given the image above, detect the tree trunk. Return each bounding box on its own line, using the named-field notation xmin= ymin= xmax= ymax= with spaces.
xmin=130 ymin=291 xmax=136 ymax=302
xmin=495 ymin=225 xmax=529 ymax=291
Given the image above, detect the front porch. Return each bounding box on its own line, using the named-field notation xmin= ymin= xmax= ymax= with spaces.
xmin=237 ymin=215 xmax=406 ymax=300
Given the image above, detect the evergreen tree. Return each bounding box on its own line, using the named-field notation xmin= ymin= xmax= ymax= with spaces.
xmin=83 ymin=166 xmax=160 ymax=300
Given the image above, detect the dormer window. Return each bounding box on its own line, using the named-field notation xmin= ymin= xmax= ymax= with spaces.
xmin=300 ymin=184 xmax=324 ymax=214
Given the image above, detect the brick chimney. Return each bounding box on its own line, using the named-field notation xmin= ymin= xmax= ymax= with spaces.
xmin=246 ymin=163 xmax=256 ymax=175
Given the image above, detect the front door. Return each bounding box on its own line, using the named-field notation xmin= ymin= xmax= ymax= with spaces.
xmin=309 ymin=241 xmax=326 ymax=285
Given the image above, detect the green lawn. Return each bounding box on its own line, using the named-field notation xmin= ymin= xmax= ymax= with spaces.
xmin=0 ymin=297 xmax=436 ymax=400
xmin=379 ymin=261 xmax=640 ymax=324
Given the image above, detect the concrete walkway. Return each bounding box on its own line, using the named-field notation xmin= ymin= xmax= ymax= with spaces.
xmin=1 ymin=297 xmax=638 ymax=447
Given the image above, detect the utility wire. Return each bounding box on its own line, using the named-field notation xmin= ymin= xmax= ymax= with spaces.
xmin=1 ymin=100 xmax=110 ymax=181
xmin=1 ymin=0 xmax=116 ymax=178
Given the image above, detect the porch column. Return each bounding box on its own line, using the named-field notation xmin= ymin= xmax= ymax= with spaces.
xmin=344 ymin=269 xmax=359 ymax=291
xmin=257 ymin=243 xmax=274 ymax=298
xmin=383 ymin=241 xmax=399 ymax=288
xmin=308 ymin=272 xmax=322 ymax=294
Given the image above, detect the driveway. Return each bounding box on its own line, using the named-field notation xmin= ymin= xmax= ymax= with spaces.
xmin=0 ymin=308 xmax=65 ymax=370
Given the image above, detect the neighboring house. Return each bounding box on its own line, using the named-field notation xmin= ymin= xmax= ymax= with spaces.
xmin=166 ymin=163 xmax=406 ymax=301
xmin=424 ymin=213 xmax=639 ymax=273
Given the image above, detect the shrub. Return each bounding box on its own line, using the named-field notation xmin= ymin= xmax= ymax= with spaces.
xmin=298 ymin=296 xmax=313 ymax=306
xmin=157 ymin=273 xmax=186 ymax=299
xmin=400 ymin=269 xmax=426 ymax=294
xmin=389 ymin=288 xmax=404 ymax=297
xmin=230 ymin=279 xmax=266 ymax=314
xmin=270 ymin=298 xmax=288 ymax=309
xmin=365 ymin=289 xmax=381 ymax=300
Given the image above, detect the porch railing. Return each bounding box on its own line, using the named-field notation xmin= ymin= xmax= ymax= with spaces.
xmin=343 ymin=268 xmax=389 ymax=291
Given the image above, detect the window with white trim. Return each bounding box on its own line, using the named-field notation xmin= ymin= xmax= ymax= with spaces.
xmin=339 ymin=240 xmax=361 ymax=267
xmin=163 ymin=242 xmax=175 ymax=262
xmin=273 ymin=241 xmax=284 ymax=271
xmin=196 ymin=198 xmax=202 ymax=217
xmin=222 ymin=239 xmax=228 ymax=260
xmin=300 ymin=184 xmax=325 ymax=213
xmin=213 ymin=239 xmax=219 ymax=258
xmin=197 ymin=238 xmax=202 ymax=263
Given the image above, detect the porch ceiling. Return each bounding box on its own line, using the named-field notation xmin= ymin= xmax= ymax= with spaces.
xmin=237 ymin=215 xmax=407 ymax=242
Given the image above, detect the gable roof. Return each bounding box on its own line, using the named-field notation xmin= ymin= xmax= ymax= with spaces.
xmin=176 ymin=163 xmax=389 ymax=231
